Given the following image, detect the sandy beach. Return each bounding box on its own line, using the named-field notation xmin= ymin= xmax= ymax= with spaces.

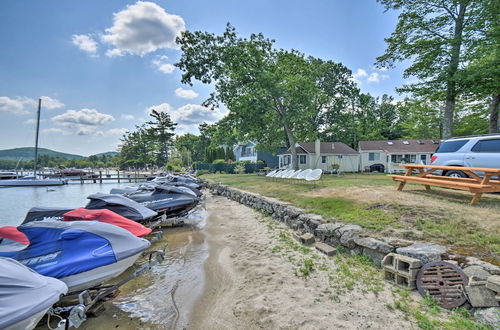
xmin=189 ymin=192 xmax=414 ymax=330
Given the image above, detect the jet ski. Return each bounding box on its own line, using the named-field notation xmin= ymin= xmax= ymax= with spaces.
xmin=118 ymin=185 xmax=199 ymax=217
xmin=152 ymin=174 xmax=201 ymax=190
xmin=63 ymin=208 xmax=152 ymax=237
xmin=23 ymin=206 xmax=75 ymax=224
xmin=0 ymin=221 xmax=151 ymax=293
xmin=86 ymin=193 xmax=158 ymax=222
xmin=0 ymin=257 xmax=68 ymax=330
xmin=110 ymin=182 xmax=202 ymax=198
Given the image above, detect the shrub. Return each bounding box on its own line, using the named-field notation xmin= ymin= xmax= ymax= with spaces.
xmin=196 ymin=169 xmax=209 ymax=176
xmin=263 ymin=166 xmax=271 ymax=172
xmin=331 ymin=163 xmax=340 ymax=170
xmin=235 ymin=164 xmax=246 ymax=174
xmin=212 ymin=159 xmax=226 ymax=164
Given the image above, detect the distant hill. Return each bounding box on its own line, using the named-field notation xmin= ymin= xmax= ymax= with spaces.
xmin=93 ymin=151 xmax=119 ymax=157
xmin=0 ymin=147 xmax=84 ymax=160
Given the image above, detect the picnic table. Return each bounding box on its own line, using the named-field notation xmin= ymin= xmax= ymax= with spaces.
xmin=387 ymin=164 xmax=500 ymax=205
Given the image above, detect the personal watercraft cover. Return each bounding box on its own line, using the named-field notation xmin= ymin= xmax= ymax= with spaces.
xmin=23 ymin=206 xmax=75 ymax=224
xmin=63 ymin=208 xmax=152 ymax=237
xmin=86 ymin=193 xmax=157 ymax=222
xmin=123 ymin=186 xmax=198 ymax=216
xmin=0 ymin=257 xmax=68 ymax=329
xmin=0 ymin=221 xmax=150 ymax=279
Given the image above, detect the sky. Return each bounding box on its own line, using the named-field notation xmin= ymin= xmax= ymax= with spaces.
xmin=0 ymin=0 xmax=405 ymax=156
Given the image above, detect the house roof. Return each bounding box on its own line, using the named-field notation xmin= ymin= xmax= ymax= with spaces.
xmin=358 ymin=139 xmax=439 ymax=153
xmin=279 ymin=142 xmax=359 ymax=155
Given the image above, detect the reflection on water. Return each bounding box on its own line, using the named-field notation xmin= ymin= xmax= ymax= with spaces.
xmin=2 ymin=183 xmax=209 ymax=330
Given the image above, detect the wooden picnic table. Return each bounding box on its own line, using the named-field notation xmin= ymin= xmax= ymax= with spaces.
xmin=387 ymin=164 xmax=500 ymax=205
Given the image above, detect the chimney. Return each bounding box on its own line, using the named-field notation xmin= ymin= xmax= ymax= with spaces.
xmin=315 ymin=139 xmax=321 ymax=167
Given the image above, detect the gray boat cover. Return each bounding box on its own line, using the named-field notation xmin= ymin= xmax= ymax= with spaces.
xmin=86 ymin=193 xmax=157 ymax=222
xmin=20 ymin=220 xmax=151 ymax=261
xmin=0 ymin=257 xmax=68 ymax=329
xmin=23 ymin=206 xmax=75 ymax=224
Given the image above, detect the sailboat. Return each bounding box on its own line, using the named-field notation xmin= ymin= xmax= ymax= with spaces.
xmin=0 ymin=98 xmax=67 ymax=187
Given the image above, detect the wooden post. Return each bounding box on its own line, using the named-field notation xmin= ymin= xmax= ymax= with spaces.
xmin=99 ymin=171 xmax=102 ymax=183
xmin=117 ymin=170 xmax=120 ymax=183
xmin=80 ymin=174 xmax=84 ymax=184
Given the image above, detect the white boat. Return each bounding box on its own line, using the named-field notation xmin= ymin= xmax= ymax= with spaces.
xmin=0 ymin=171 xmax=19 ymax=180
xmin=0 ymin=99 xmax=66 ymax=187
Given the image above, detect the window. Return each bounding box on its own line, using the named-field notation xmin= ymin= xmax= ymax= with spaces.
xmin=321 ymin=156 xmax=327 ymax=164
xmin=435 ymin=140 xmax=469 ymax=153
xmin=391 ymin=155 xmax=403 ymax=163
xmin=299 ymin=155 xmax=306 ymax=164
xmin=404 ymin=154 xmax=416 ymax=163
xmin=283 ymin=155 xmax=291 ymax=165
xmin=368 ymin=152 xmax=380 ymax=161
xmin=471 ymin=139 xmax=500 ymax=153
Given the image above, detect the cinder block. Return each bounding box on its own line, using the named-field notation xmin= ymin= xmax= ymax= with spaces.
xmin=382 ymin=254 xmax=396 ymax=268
xmin=315 ymin=242 xmax=337 ymax=256
xmin=292 ymin=231 xmax=301 ymax=242
xmin=396 ymin=256 xmax=421 ymax=271
xmin=384 ymin=269 xmax=396 ymax=284
xmin=396 ymin=274 xmax=416 ymax=290
xmin=486 ymin=275 xmax=500 ymax=293
xmin=300 ymin=233 xmax=315 ymax=245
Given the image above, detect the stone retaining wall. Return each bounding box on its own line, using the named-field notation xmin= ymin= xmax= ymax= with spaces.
xmin=203 ymin=179 xmax=500 ymax=276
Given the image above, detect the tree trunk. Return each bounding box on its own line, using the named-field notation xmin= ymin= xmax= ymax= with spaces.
xmin=489 ymin=94 xmax=500 ymax=133
xmin=283 ymin=120 xmax=298 ymax=170
xmin=442 ymin=3 xmax=467 ymax=138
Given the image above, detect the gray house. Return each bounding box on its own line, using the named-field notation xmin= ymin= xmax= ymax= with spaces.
xmin=233 ymin=142 xmax=283 ymax=168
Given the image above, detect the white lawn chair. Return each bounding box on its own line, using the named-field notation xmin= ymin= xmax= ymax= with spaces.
xmin=305 ymin=169 xmax=323 ymax=182
xmin=296 ymin=169 xmax=312 ymax=180
xmin=266 ymin=170 xmax=277 ymax=178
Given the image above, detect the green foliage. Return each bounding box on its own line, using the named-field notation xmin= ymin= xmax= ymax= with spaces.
xmin=176 ymin=24 xmax=356 ymax=169
xmin=234 ymin=164 xmax=246 ymax=174
xmin=196 ymin=169 xmax=209 ymax=176
xmin=212 ymin=159 xmax=226 ymax=164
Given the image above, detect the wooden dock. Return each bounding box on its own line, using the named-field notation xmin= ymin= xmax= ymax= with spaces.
xmin=74 ymin=171 xmax=150 ymax=184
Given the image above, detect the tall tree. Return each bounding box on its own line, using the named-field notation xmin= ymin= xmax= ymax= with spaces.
xmin=176 ymin=24 xmax=354 ymax=169
xmin=146 ymin=109 xmax=177 ymax=165
xmin=377 ymin=0 xmax=484 ymax=138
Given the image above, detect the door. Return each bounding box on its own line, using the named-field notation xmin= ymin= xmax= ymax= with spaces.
xmin=465 ymin=139 xmax=500 ymax=169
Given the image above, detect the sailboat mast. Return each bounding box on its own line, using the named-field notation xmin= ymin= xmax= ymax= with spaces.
xmin=33 ymin=98 xmax=41 ymax=178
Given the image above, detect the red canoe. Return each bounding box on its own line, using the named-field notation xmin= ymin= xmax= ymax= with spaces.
xmin=63 ymin=208 xmax=152 ymax=237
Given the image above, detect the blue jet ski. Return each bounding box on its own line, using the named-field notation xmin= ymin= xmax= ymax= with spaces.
xmin=0 ymin=221 xmax=150 ymax=293
xmin=0 ymin=257 xmax=68 ymax=330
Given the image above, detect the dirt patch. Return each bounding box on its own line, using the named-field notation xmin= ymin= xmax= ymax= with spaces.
xmin=189 ymin=193 xmax=415 ymax=329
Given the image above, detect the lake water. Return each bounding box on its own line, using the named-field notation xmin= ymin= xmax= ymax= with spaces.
xmin=0 ymin=182 xmax=131 ymax=226
xmin=2 ymin=181 xmax=211 ymax=329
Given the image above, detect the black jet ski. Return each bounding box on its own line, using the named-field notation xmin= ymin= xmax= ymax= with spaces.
xmin=118 ymin=185 xmax=199 ymax=218
xmin=151 ymin=174 xmax=201 ymax=190
xmin=85 ymin=193 xmax=158 ymax=222
xmin=110 ymin=182 xmax=202 ymax=198
xmin=22 ymin=207 xmax=75 ymax=224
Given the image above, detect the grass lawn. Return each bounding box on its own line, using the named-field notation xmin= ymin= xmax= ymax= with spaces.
xmin=202 ymin=173 xmax=500 ymax=264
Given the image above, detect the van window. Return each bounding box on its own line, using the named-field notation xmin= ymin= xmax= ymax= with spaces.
xmin=471 ymin=139 xmax=500 ymax=153
xmin=435 ymin=140 xmax=469 ymax=153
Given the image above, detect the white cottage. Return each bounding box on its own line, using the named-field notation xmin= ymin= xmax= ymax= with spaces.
xmin=278 ymin=140 xmax=360 ymax=172
xmin=358 ymin=139 xmax=439 ymax=173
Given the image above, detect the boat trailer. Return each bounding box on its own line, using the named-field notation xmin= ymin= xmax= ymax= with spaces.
xmin=46 ymin=249 xmax=165 ymax=329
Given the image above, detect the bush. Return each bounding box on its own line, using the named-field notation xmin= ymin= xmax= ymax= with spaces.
xmin=263 ymin=166 xmax=271 ymax=172
xmin=196 ymin=169 xmax=209 ymax=176
xmin=212 ymin=159 xmax=226 ymax=164
xmin=235 ymin=164 xmax=246 ymax=174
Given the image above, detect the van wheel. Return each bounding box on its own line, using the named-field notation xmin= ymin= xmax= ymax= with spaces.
xmin=445 ymin=170 xmax=467 ymax=178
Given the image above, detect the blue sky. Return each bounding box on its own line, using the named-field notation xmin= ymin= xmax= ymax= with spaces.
xmin=0 ymin=0 xmax=405 ymax=156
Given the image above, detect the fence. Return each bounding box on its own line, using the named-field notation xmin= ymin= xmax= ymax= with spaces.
xmin=194 ymin=163 xmax=265 ymax=174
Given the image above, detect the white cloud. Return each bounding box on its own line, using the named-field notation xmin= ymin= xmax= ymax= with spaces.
xmin=40 ymin=96 xmax=64 ymax=109
xmin=72 ymin=34 xmax=98 ymax=56
xmin=146 ymin=103 xmax=224 ymax=134
xmin=175 ymin=87 xmax=198 ymax=99
xmin=52 ymin=108 xmax=115 ymax=136
xmin=107 ymin=128 xmax=129 ymax=136
xmin=353 ymin=68 xmax=368 ymax=79
xmin=367 ymin=72 xmax=389 ymax=83
xmin=121 ymin=114 xmax=135 ymax=120
xmin=152 ymin=56 xmax=175 ymax=74
xmin=101 ymin=1 xmax=185 ymax=57
xmin=42 ymin=128 xmax=69 ymax=135
xmin=0 ymin=96 xmax=36 ymax=114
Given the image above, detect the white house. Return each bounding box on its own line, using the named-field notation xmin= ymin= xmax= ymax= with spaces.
xmin=278 ymin=140 xmax=360 ymax=172
xmin=233 ymin=142 xmax=282 ymax=168
xmin=358 ymin=139 xmax=439 ymax=173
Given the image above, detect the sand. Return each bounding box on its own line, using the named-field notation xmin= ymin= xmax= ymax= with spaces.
xmin=189 ymin=192 xmax=414 ymax=330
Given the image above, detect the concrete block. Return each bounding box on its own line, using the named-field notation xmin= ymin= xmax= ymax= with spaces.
xmin=300 ymin=233 xmax=315 ymax=245
xmin=382 ymin=253 xmax=396 ymax=268
xmin=315 ymin=242 xmax=337 ymax=256
xmin=384 ymin=269 xmax=396 ymax=284
xmin=396 ymin=274 xmax=416 ymax=290
xmin=486 ymin=275 xmax=500 ymax=293
xmin=463 ymin=266 xmax=491 ymax=281
xmin=292 ymin=231 xmax=301 ymax=242
xmin=465 ymin=285 xmax=500 ymax=308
